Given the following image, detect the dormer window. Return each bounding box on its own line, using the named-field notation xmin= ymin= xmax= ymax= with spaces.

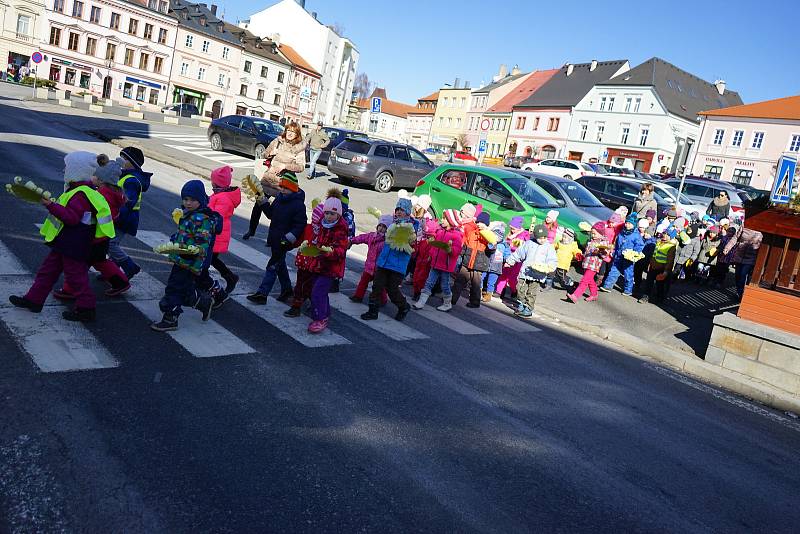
xmin=199 ymin=16 xmax=206 ymax=26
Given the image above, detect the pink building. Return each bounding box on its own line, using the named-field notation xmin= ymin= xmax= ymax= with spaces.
xmin=691 ymin=95 xmax=800 ymax=190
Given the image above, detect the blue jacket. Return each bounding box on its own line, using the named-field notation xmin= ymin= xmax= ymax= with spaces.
xmin=488 ymin=241 xmax=510 ymax=274
xmin=376 ymin=217 xmax=419 ymax=274
xmin=262 ymin=189 xmax=307 ymax=248
xmin=116 ymin=167 xmax=152 ymax=236
xmin=612 ymin=229 xmax=644 ymax=262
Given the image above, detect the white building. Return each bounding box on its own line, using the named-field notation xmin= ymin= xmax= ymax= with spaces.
xmin=0 ymin=0 xmax=45 ymax=78
xmin=566 ymin=57 xmax=742 ymax=173
xmin=352 ymin=88 xmax=415 ymax=143
xmin=241 ymin=0 xmax=359 ymax=125
xmin=406 ymin=91 xmax=438 ymax=149
xmin=224 ymin=23 xmax=290 ymax=120
xmin=39 ymin=0 xmax=177 ymax=108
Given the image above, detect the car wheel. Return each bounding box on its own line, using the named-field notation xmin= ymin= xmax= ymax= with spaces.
xmin=254 ymin=143 xmax=266 ymax=159
xmin=210 ymin=133 xmax=222 ymax=151
xmin=564 ymin=174 xmax=573 ymax=180
xmin=374 ymin=171 xmax=394 ymax=193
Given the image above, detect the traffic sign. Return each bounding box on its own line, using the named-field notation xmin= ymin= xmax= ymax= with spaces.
xmin=478 ymin=139 xmax=488 ymax=153
xmin=480 ymin=118 xmax=491 ymax=131
xmin=371 ymin=97 xmax=382 ymax=114
xmin=31 ymin=51 xmax=43 ymax=64
xmin=771 ymin=154 xmax=797 ymax=204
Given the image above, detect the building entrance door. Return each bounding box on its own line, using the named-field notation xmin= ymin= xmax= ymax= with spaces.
xmin=211 ymin=99 xmax=222 ymax=119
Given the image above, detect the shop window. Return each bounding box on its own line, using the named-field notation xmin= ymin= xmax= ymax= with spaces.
xmin=136 ymin=86 xmax=146 ymax=101
xmin=123 ymin=82 xmax=133 ymax=99
xmin=703 ymin=165 xmax=722 ymax=179
xmin=731 ymin=168 xmax=752 ymax=186
xmin=64 ymin=68 xmax=76 ymax=85
xmin=148 ymin=89 xmax=159 ymax=105
xmin=48 ymin=65 xmax=61 ymax=82
xmin=79 ymin=72 xmax=90 ymax=88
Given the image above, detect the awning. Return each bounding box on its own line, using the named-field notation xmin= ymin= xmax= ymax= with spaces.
xmin=126 ymin=76 xmax=162 ymax=89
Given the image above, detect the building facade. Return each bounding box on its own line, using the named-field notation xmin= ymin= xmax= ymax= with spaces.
xmin=1 ymin=0 xmax=45 ymax=78
xmin=566 ymin=57 xmax=742 ymax=173
xmin=508 ymin=60 xmax=629 ymax=161
xmin=167 ymin=0 xmax=242 ymax=118
xmin=428 ymin=86 xmax=471 ymax=151
xmin=406 ymin=91 xmax=437 ymax=150
xmin=278 ymin=41 xmax=319 ymax=126
xmin=39 ymin=0 xmax=177 ymax=108
xmin=242 ymin=0 xmax=358 ymax=125
xmin=690 ymin=95 xmax=800 ymax=190
xmin=353 ymin=87 xmax=415 ymax=143
xmin=464 ymin=66 xmax=526 ymax=153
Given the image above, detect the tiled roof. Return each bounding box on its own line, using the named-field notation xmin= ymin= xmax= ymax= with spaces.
xmin=223 ymin=23 xmax=291 ymax=66
xmin=699 ymin=94 xmax=800 ymax=120
xmin=419 ymin=91 xmax=439 ymax=101
xmin=473 ymin=72 xmax=527 ymax=94
xmin=487 ymin=69 xmax=559 ymax=113
xmin=278 ymin=43 xmax=320 ymax=77
xmin=354 ymin=89 xmax=417 ymax=118
xmin=169 ymin=0 xmax=240 ymax=46
xmin=514 ymin=59 xmax=628 ymax=109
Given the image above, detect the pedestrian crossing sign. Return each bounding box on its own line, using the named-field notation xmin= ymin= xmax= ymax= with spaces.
xmin=770 ymin=155 xmax=797 ymax=204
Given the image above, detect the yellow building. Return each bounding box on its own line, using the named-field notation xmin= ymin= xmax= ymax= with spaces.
xmin=428 ymin=86 xmax=471 ymax=151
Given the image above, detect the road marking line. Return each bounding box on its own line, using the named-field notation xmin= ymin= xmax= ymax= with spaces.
xmin=234 ymin=296 xmax=351 ymax=348
xmin=0 ymin=240 xmax=28 ymax=275
xmin=412 ymin=307 xmax=489 ymax=335
xmin=328 ymin=293 xmax=428 ymax=341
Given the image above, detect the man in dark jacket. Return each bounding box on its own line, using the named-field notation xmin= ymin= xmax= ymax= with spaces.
xmin=246 ymin=171 xmax=307 ymax=304
xmin=110 ymin=147 xmax=152 ymax=278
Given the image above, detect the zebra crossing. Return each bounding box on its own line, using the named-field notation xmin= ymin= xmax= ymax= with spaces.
xmin=122 ymin=129 xmax=255 ymax=169
xmin=0 ymin=227 xmax=546 ymax=374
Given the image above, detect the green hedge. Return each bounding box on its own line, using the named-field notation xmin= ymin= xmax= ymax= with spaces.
xmin=20 ymin=77 xmax=57 ymax=88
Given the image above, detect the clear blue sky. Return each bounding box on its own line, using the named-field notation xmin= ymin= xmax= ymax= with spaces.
xmin=223 ymin=0 xmax=797 ymax=106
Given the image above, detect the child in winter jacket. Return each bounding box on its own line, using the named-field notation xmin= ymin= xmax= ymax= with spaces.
xmin=452 ymin=206 xmax=492 ymax=308
xmin=10 ymin=151 xmax=115 ymax=323
xmin=554 ymin=227 xmax=580 ymax=290
xmin=150 ymin=180 xmax=216 ymax=331
xmin=482 ymin=221 xmax=509 ymax=301
xmin=713 ymin=227 xmax=737 ymax=288
xmin=411 ymin=218 xmax=439 ymax=300
xmin=694 ymin=225 xmax=720 ymax=283
xmin=505 ymin=224 xmax=557 ymax=318
xmin=600 ymin=214 xmax=645 ymax=296
xmin=412 ymin=209 xmax=464 ymax=311
xmin=495 ymin=216 xmax=528 ymax=297
xmin=110 ymin=146 xmax=151 ymax=279
xmin=328 ymin=188 xmax=356 ymax=294
xmin=568 ymin=222 xmax=612 ymax=304
xmin=208 ymin=165 xmax=241 ymax=293
xmin=349 ymin=214 xmax=392 ymax=304
xmin=638 ymin=228 xmax=678 ymax=304
xmin=673 ymin=223 xmax=702 ymax=281
xmin=634 ymin=218 xmax=656 ymax=293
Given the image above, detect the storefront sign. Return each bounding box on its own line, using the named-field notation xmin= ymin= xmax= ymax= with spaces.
xmin=125 ymin=76 xmax=162 ymax=89
xmin=52 ymin=57 xmax=92 ymax=71
xmin=735 ymin=160 xmax=756 ymax=167
xmin=705 ymin=156 xmax=725 ymax=163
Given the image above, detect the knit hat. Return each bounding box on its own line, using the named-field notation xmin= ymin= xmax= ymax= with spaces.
xmin=546 ymin=209 xmax=559 ymax=222
xmin=460 ymin=202 xmax=477 ymax=221
xmin=625 ymin=214 xmax=638 ymax=226
xmin=443 ymin=208 xmax=462 ymax=228
xmin=719 ymin=218 xmax=730 ymax=226
xmin=562 ymin=227 xmax=575 ymax=242
xmin=323 ymin=196 xmax=343 ymax=214
xmin=666 ymin=207 xmax=678 ymax=218
xmin=646 ymin=209 xmax=657 ymax=219
xmin=489 ymin=221 xmax=506 ymax=234
xmin=532 ymin=224 xmax=548 ymax=240
xmin=591 ymin=221 xmax=606 ymax=234
xmin=119 ymin=147 xmax=144 ymax=170
xmin=509 ymin=215 xmax=524 ymax=229
xmin=609 ymin=213 xmax=623 ymax=225
xmin=415 ymin=194 xmax=432 ymax=211
xmin=64 ymin=151 xmax=98 ymax=183
xmin=708 ymin=225 xmax=719 ymax=233
xmin=614 ymin=206 xmax=629 ymax=218
xmin=341 ymin=188 xmax=350 ymax=206
xmin=181 ymin=179 xmax=208 ymax=208
xmin=637 ymin=218 xmax=650 ymax=230
xmin=279 ymin=170 xmax=299 ymax=192
xmin=377 ymin=214 xmax=393 ymax=228
xmin=94 ymin=159 xmax=122 ymax=184
xmin=476 ymin=211 xmax=490 ymax=226
xmin=211 ymin=165 xmax=233 ymax=188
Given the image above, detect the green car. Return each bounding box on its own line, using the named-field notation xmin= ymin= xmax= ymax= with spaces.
xmin=413 ymin=164 xmax=590 ymax=245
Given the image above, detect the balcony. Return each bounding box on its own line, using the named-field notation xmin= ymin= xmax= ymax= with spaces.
xmin=14 ymin=32 xmax=34 ymax=43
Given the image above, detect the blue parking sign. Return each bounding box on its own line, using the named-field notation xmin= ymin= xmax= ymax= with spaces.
xmin=771 ymin=155 xmax=797 ymax=203
xmin=478 ymin=140 xmax=487 ymax=153
xmin=371 ymin=97 xmax=382 ymax=113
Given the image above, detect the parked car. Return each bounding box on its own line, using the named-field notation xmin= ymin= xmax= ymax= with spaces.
xmin=328 ymin=138 xmax=436 ymax=192
xmin=576 ymin=175 xmax=672 ymax=218
xmin=207 ymin=115 xmax=284 ymax=158
xmin=733 ymin=184 xmax=770 ymax=203
xmin=412 ymin=164 xmax=593 ymax=245
xmin=513 ymin=170 xmax=613 ymax=225
xmin=521 ymin=158 xmax=595 ymax=180
xmin=423 ymin=147 xmax=446 ymax=155
xmin=449 ymin=151 xmax=478 ymax=165
xmin=624 ymin=177 xmax=708 ymax=217
xmin=663 ymin=176 xmax=746 ymax=219
xmin=504 ymin=155 xmax=537 ymax=168
xmin=304 ymin=127 xmax=368 ymax=167
xmin=161 ymin=103 xmax=199 ymax=117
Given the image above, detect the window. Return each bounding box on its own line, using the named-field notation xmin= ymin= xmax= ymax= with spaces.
xmin=222 ymin=46 xmax=229 ymax=60
xmin=67 ymin=32 xmax=79 ymax=51
xmin=128 ymin=18 xmax=137 ymax=35
xmin=460 ymin=97 xmax=466 ymax=108
xmin=72 ymin=0 xmax=83 ymax=17
xmin=48 ymin=65 xmax=61 ymax=82
xmin=277 ymin=71 xmax=284 ymax=83
xmin=201 ymin=40 xmax=209 ymax=53
xmin=136 ymin=85 xmax=146 ymax=102
xmin=257 ymin=89 xmax=264 ymax=101
xmin=438 ymin=117 xmax=443 ymax=127
xmin=599 ymin=97 xmax=607 ymax=111
xmin=533 ymin=117 xmax=540 ymax=130
xmin=143 ymin=23 xmax=153 ymax=40
xmin=633 ymin=97 xmax=641 ymax=112
xmin=105 ymin=43 xmax=116 ymax=60
xmin=751 ymin=131 xmax=764 ymax=149
xmin=54 ymin=0 xmax=64 ymax=12
xmin=393 ymin=146 xmax=410 ymax=161
xmin=153 ymin=56 xmax=163 ymax=73
xmin=259 ymin=66 xmax=268 ymax=78
xmin=179 ymin=62 xmax=188 ymax=76
xmin=374 ymin=145 xmax=393 ymax=158
xmin=516 ymin=116 xmax=526 ymax=129
xmin=158 ymin=0 xmax=167 ymax=12
xmin=713 ymin=129 xmax=724 ymax=145
xmin=64 ymin=68 xmax=76 ymax=85
xmin=547 ymin=117 xmax=554 ymax=131
xmin=217 ymin=73 xmax=225 ymax=86
xmin=472 ymin=174 xmax=513 ymax=205
xmin=639 ymin=126 xmax=649 ymax=146
xmin=443 ymin=97 xmax=448 ymax=107
xmin=148 ymin=0 xmax=156 ymax=8
xmin=109 ymin=12 xmax=120 ymax=29
xmin=439 ymin=169 xmax=469 ymax=192
xmin=620 ymin=126 xmax=630 ymax=144
xmin=369 ymin=118 xmax=378 ymax=132
xmin=138 ymin=53 xmax=149 ymax=70
xmin=197 ymin=67 xmax=205 ymax=81
xmin=579 ymin=122 xmax=588 ymax=140
xmin=79 ymin=72 xmax=90 ymax=88
xmin=703 ymin=165 xmax=722 ymax=179
xmin=596 ymin=123 xmax=605 ymax=142
xmin=185 ymin=34 xmax=193 ymax=47
xmin=273 ymin=94 xmax=281 ymax=106
xmin=89 ymin=5 xmax=100 ymax=22
xmin=85 ymin=37 xmax=96 ymax=56
xmin=608 ymin=97 xmax=615 ymax=111
xmin=456 ymin=118 xmax=461 ymax=128
xmin=124 ymin=48 xmax=134 ymax=66
xmin=731 ymin=130 xmax=744 ymax=147
xmin=49 ymin=26 xmax=61 ymax=46
xmin=158 ymin=28 xmax=167 ymax=44
xmin=790 ymin=134 xmax=800 ymax=152
xmin=243 ymin=60 xmax=251 ymax=73
xmin=16 ymin=14 xmax=30 ymax=37
xmin=123 ymin=81 xmax=133 ymax=98
xmin=731 ymin=168 xmax=752 ymax=186
xmin=624 ymin=97 xmax=632 ymax=112
xmin=239 ymin=84 xmax=247 ymax=96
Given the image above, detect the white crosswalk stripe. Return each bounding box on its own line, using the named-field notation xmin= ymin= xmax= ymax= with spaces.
xmin=165 ymin=144 xmax=253 ymax=168
xmin=412 ymin=307 xmax=489 ymax=335
xmin=459 ymin=300 xmax=542 ymax=333
xmin=328 ymin=293 xmax=428 ymax=341
xmin=118 ymin=129 xmax=254 ymax=168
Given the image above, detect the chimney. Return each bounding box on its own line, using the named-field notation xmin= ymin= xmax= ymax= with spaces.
xmin=498 ymin=63 xmax=508 ymax=78
xmin=566 ymin=63 xmax=574 ymax=76
xmin=271 ymin=32 xmax=281 ymax=47
xmin=296 ymin=0 xmax=306 ymax=8
xmin=464 ymin=81 xmax=470 ymax=89
xmin=511 ymin=64 xmax=521 ymax=76
xmin=714 ymin=79 xmax=726 ymax=95
xmin=210 ymin=3 xmax=217 ymax=15
xmin=590 ymin=59 xmax=597 ymax=71
xmin=454 ymin=77 xmax=460 ymax=89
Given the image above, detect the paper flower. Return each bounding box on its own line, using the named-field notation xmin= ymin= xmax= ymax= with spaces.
xmin=153 ymin=242 xmax=200 ymax=255
xmin=479 ymin=228 xmax=498 ymax=244
xmin=5 ymin=177 xmax=53 ymax=203
xmin=385 ymin=222 xmax=415 ymax=253
xmin=622 ymin=249 xmax=645 ymax=262
xmin=578 ymin=221 xmax=592 ymax=232
xmin=532 ymin=262 xmax=555 ymax=274
xmin=298 ymin=240 xmax=332 ymax=257
xmin=428 ymin=239 xmax=452 ymax=253
xmin=708 ymin=247 xmax=717 ymax=257
xmin=311 ymin=198 xmax=321 ymax=210
xmin=241 ymin=174 xmax=264 ymax=201
xmin=367 ymin=206 xmax=382 ymax=219
xmin=171 ymin=208 xmax=183 ymax=225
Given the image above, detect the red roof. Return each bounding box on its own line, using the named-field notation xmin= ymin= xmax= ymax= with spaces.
xmin=700 ymin=94 xmax=800 ymax=120
xmin=487 ymin=69 xmax=559 ymax=113
xmin=419 ymin=91 xmax=439 ymax=101
xmin=278 ymin=43 xmax=320 ymax=77
xmin=354 ymin=96 xmax=418 ymax=118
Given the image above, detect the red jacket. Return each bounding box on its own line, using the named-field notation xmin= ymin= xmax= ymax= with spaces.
xmin=97 ymin=184 xmax=125 ymax=220
xmin=429 ymin=226 xmax=463 ymax=273
xmin=46 ymin=181 xmax=97 ymax=260
xmin=208 ymin=187 xmax=241 ymax=253
xmin=307 ymin=217 xmax=349 ymax=278
xmin=460 ymin=221 xmax=490 ymax=271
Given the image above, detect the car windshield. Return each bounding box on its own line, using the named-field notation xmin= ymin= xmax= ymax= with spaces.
xmin=252 ymin=119 xmax=282 ymax=135
xmin=504 ymin=176 xmax=559 ymax=208
xmin=557 ymin=181 xmax=604 ymax=207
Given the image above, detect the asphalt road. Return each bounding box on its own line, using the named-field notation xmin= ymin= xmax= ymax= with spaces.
xmin=1 ymin=84 xmax=800 ymax=533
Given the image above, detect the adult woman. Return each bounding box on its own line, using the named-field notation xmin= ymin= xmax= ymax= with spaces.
xmin=244 ymin=121 xmax=306 ymax=239
xmin=706 ymin=190 xmax=731 ymax=221
xmin=632 ymin=182 xmax=657 ymax=217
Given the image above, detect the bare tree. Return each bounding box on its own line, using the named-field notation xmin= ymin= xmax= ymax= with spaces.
xmin=353 ymin=72 xmax=374 ymax=100
xmin=456 ymin=133 xmax=470 ymax=151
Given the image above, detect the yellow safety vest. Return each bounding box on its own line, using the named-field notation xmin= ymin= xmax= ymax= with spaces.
xmin=40 ymin=185 xmax=116 ymax=242
xmin=652 ymin=241 xmax=675 ymax=264
xmin=118 ymin=174 xmax=142 ymax=211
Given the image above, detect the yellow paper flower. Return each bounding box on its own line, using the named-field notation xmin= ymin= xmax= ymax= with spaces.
xmin=241 ymin=174 xmax=264 ymax=201
xmin=480 ymin=228 xmax=498 ymax=244
xmin=171 ymin=208 xmax=183 ymax=225
xmin=429 ymin=239 xmax=452 ymax=253
xmin=578 ymin=221 xmax=592 ymax=232
xmin=367 ymin=206 xmax=382 ymax=219
xmin=385 ymin=222 xmax=415 ymax=253
xmin=622 ymin=249 xmax=645 ymax=262
xmin=5 ymin=177 xmax=53 ymax=203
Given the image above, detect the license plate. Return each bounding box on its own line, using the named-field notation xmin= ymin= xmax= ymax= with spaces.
xmin=336 ymin=157 xmax=350 ymax=164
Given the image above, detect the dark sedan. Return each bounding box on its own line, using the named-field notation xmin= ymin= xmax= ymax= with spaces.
xmin=207 ymin=115 xmax=284 ymax=158
xmin=305 ymin=127 xmax=368 ymax=166
xmin=514 ymin=170 xmax=613 ymax=224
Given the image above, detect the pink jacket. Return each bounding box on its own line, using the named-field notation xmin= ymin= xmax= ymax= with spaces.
xmin=350 ymin=231 xmax=385 ymax=275
xmin=429 ymin=227 xmax=463 ymax=273
xmin=546 ymin=222 xmax=559 ymax=243
xmin=208 ymin=187 xmax=241 ymax=253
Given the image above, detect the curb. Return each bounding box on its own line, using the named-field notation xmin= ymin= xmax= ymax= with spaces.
xmin=534 ymin=304 xmax=800 ymax=415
